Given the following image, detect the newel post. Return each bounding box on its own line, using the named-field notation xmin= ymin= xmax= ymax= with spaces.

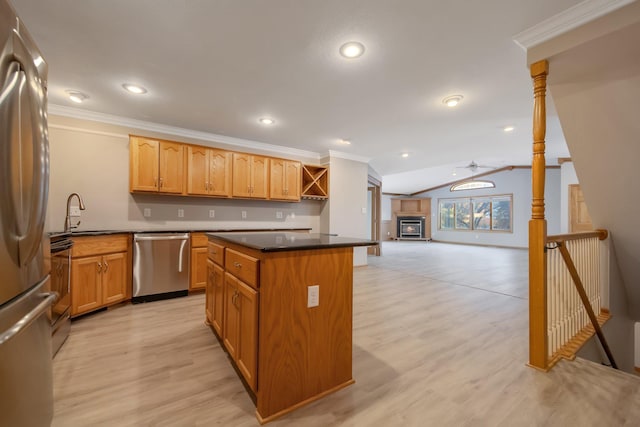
xmin=528 ymin=60 xmax=549 ymax=371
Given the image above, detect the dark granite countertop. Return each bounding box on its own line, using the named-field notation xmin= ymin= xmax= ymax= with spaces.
xmin=49 ymin=227 xmax=311 ymax=237
xmin=207 ymin=231 xmax=378 ymax=252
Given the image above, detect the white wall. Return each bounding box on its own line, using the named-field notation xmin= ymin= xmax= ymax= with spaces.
xmin=560 ymin=162 xmax=579 ymax=233
xmin=45 ymin=115 xmax=321 ymax=233
xmin=320 ymin=156 xmax=370 ymax=266
xmin=411 ymin=168 xmax=561 ymax=248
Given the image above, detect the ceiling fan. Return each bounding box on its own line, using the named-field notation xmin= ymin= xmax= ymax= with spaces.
xmin=455 ymin=160 xmax=496 ymax=174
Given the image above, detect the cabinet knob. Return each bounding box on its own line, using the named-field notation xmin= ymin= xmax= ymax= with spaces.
xmin=97 ymin=262 xmax=102 ymax=272
xmin=104 ymin=261 xmax=109 ymax=272
xmin=234 ymin=262 xmax=242 ymax=269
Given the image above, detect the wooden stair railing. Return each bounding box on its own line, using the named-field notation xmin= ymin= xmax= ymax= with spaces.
xmin=527 ymin=59 xmax=614 ymax=371
xmin=546 ymin=230 xmax=617 ymax=369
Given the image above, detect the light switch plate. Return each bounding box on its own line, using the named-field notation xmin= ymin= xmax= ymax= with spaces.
xmin=209 ymin=209 xmax=215 ymax=218
xmin=276 ymin=211 xmax=283 ymax=219
xmin=361 ymin=207 xmax=367 ymax=214
xmin=69 ymin=206 xmax=81 ymax=217
xmin=177 ymin=208 xmax=184 ymax=218
xmin=143 ymin=208 xmax=151 ymax=218
xmin=307 ymin=285 xmax=319 ymax=308
xmin=241 ymin=211 xmax=247 ymax=219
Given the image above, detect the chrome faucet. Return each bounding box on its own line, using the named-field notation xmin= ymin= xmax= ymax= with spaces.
xmin=64 ymin=193 xmax=86 ymax=232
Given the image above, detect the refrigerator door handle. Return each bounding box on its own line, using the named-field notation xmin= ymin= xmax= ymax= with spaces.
xmin=0 ymin=291 xmax=57 ymax=346
xmin=0 ymin=29 xmax=49 ymax=267
xmin=14 ymin=29 xmax=49 ymax=267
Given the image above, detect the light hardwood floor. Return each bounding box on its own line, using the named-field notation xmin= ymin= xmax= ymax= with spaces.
xmin=52 ymin=241 xmax=640 ymax=426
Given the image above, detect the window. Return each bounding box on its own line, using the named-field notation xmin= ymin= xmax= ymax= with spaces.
xmin=438 ymin=195 xmax=512 ymax=232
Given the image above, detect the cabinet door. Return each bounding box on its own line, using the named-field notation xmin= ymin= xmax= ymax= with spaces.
xmin=71 ymin=256 xmax=102 ymax=316
xmin=269 ymin=158 xmax=286 ymax=200
xmin=130 ymin=136 xmax=159 ymax=192
xmin=209 ymin=149 xmax=232 ymax=197
xmin=186 ymin=145 xmax=209 ymax=195
xmin=212 ymin=263 xmax=225 ymax=336
xmin=232 ymin=153 xmax=252 ymax=198
xmin=190 ymin=247 xmax=208 ymax=290
xmin=236 ymin=279 xmax=258 ymax=392
xmin=284 ymin=160 xmax=301 ymax=201
xmin=251 ymin=155 xmax=269 ymax=199
xmin=206 ymin=259 xmax=215 ymax=324
xmin=270 ymin=159 xmax=300 ymax=201
xmin=102 ymin=252 xmax=127 ymax=305
xmin=159 ymin=141 xmax=184 ymax=194
xmin=223 ymin=273 xmax=239 ymax=359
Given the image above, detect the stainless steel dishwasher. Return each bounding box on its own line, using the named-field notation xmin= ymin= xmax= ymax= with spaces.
xmin=132 ymin=232 xmax=190 ymax=303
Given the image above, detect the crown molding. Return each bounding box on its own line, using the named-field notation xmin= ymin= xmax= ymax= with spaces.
xmin=513 ymin=0 xmax=635 ymax=50
xmin=48 ymin=104 xmax=321 ymax=160
xmin=324 ymin=150 xmax=371 ymax=164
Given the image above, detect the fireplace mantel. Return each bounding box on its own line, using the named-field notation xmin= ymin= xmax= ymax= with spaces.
xmin=391 ymin=197 xmax=431 ymax=241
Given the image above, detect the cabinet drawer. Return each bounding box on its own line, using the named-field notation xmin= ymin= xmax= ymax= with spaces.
xmin=72 ymin=234 xmax=129 ymax=257
xmin=225 ymin=248 xmax=259 ymax=289
xmin=191 ymin=232 xmax=208 ymax=248
xmin=208 ymin=242 xmax=225 ymax=266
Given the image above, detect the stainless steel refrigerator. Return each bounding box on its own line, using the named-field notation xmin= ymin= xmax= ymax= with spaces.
xmin=0 ymin=0 xmax=56 ymax=425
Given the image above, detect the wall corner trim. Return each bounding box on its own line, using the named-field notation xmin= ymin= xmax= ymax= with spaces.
xmin=512 ymin=0 xmax=634 ymax=50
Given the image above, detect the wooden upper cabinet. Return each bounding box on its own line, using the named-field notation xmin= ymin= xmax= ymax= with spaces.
xmin=232 ymin=153 xmax=268 ymax=199
xmin=130 ymin=137 xmax=159 ymax=192
xmin=209 ymin=149 xmax=232 ymax=197
xmin=158 ymin=141 xmax=184 ymax=193
xmin=130 ymin=136 xmax=184 ymax=194
xmin=187 ymin=146 xmax=232 ymax=197
xmin=270 ymin=159 xmax=301 ymax=201
xmin=187 ymin=146 xmax=209 ymax=195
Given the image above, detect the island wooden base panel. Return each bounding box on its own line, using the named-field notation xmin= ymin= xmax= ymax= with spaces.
xmin=256 ymin=379 xmax=355 ymax=424
xmin=50 ymin=242 xmax=640 ymax=426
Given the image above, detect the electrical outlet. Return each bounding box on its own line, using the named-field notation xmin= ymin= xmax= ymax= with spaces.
xmin=307 ymin=285 xmax=319 ymax=308
xmin=241 ymin=211 xmax=247 ymax=219
xmin=276 ymin=211 xmax=283 ymax=219
xmin=361 ymin=207 xmax=367 ymax=214
xmin=209 ymin=209 xmax=215 ymax=218
xmin=143 ymin=208 xmax=151 ymax=218
xmin=69 ymin=206 xmax=81 ymax=217
xmin=178 ymin=209 xmax=184 ymax=218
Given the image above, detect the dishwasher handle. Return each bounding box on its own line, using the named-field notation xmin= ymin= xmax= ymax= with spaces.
xmin=178 ymin=239 xmax=187 ymax=273
xmin=134 ymin=235 xmax=190 ymax=242
xmin=133 ymin=233 xmax=190 ymax=273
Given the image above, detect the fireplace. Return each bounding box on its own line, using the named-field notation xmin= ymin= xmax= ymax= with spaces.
xmin=397 ymin=216 xmax=426 ymax=239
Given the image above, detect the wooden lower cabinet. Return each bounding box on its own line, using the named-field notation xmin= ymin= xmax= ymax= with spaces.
xmin=190 ymin=247 xmax=208 ymax=290
xmin=71 ymin=256 xmax=103 ymax=315
xmin=190 ymin=233 xmax=209 ymax=291
xmin=212 ymin=263 xmax=225 ymax=336
xmin=71 ymin=252 xmax=128 ymax=316
xmin=206 ymin=259 xmax=215 ymax=324
xmin=70 ymin=235 xmax=131 ymax=317
xmin=207 ymin=234 xmax=355 ymax=423
xmin=223 ymin=272 xmax=258 ymax=392
xmin=101 ymin=252 xmax=128 ymax=305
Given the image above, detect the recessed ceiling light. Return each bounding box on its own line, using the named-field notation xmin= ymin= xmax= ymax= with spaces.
xmin=402 ymin=153 xmax=409 ymax=158
xmin=259 ymin=117 xmax=275 ymax=125
xmin=122 ymin=83 xmax=147 ymax=94
xmin=339 ymin=41 xmax=365 ymax=59
xmin=503 ymin=126 xmax=515 ymax=132
xmin=66 ymin=90 xmax=88 ymax=103
xmin=338 ymin=139 xmax=351 ymax=145
xmin=442 ymin=95 xmax=463 ymax=107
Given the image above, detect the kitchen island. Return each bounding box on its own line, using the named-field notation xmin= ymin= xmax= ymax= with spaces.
xmin=206 ymin=232 xmax=377 ymax=424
